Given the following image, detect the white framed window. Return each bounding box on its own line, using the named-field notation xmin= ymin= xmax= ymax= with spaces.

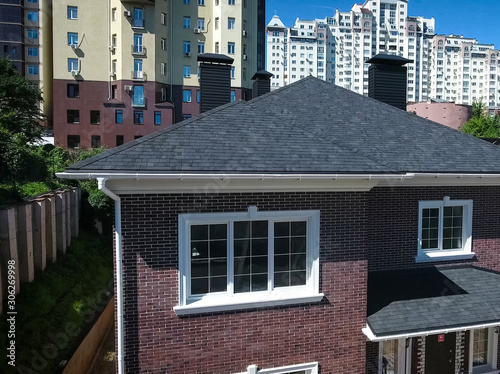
xmin=469 ymin=328 xmax=498 ymax=373
xmin=228 ymin=42 xmax=235 ymax=54
xmin=197 ymin=18 xmax=205 ymax=30
xmin=198 ymin=0 xmax=205 ymax=4
xmin=183 ymin=16 xmax=191 ymax=29
xmin=228 ymin=17 xmax=235 ymax=29
xmin=68 ymin=58 xmax=79 ymax=72
xmin=379 ymin=339 xmax=410 ymax=374
xmin=183 ymin=65 xmax=191 ymax=77
xmin=67 ymin=6 xmax=78 ymax=20
xmin=174 ymin=207 xmax=322 ymax=315
xmin=112 ymin=8 xmax=117 ymax=21
xmin=236 ymin=362 xmax=318 ymax=374
xmin=416 ymin=197 xmax=473 ymax=263
xmin=160 ymin=62 xmax=166 ymax=75
xmin=161 ymin=12 xmax=166 ymax=25
xmin=160 ymin=38 xmax=166 ymax=51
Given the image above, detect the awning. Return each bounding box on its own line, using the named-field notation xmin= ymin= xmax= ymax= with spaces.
xmin=363 ymin=266 xmax=500 ymax=341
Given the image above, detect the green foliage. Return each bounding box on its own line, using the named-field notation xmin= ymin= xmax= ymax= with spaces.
xmin=0 ymin=58 xmax=45 ymax=183
xmin=461 ymin=100 xmax=500 ymax=138
xmin=0 ymin=232 xmax=113 ymax=373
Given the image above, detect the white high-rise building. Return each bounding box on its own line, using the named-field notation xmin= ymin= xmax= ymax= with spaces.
xmin=265 ymin=0 xmax=500 ymax=109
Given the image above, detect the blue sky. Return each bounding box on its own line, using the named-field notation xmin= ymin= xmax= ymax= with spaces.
xmin=265 ymin=0 xmax=500 ymax=48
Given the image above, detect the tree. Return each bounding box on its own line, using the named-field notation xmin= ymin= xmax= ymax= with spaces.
xmin=0 ymin=58 xmax=45 ymax=182
xmin=460 ymin=100 xmax=500 ymax=139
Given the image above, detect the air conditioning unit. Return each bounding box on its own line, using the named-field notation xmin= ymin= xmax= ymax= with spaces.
xmin=124 ymin=10 xmax=131 ymax=17
xmin=71 ymin=70 xmax=79 ymax=76
xmin=124 ymin=85 xmax=133 ymax=92
xmin=193 ymin=28 xmax=201 ymax=34
xmin=242 ymin=30 xmax=247 ymax=37
xmin=243 ymin=54 xmax=247 ymax=60
xmin=184 ymin=52 xmax=191 ymax=57
xmin=70 ymin=44 xmax=79 ymax=50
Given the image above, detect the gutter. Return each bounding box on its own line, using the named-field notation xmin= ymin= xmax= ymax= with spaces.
xmin=362 ymin=321 xmax=500 ymax=342
xmin=97 ymin=178 xmax=124 ymax=374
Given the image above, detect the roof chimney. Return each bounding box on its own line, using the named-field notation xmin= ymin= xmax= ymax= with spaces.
xmin=366 ymin=54 xmax=413 ymax=110
xmin=251 ymin=70 xmax=273 ymax=98
xmin=198 ymin=53 xmax=234 ymax=113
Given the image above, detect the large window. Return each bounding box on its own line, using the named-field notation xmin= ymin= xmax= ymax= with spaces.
xmin=470 ymin=328 xmax=498 ymax=373
xmin=183 ymin=90 xmax=191 ymax=102
xmin=132 ymin=85 xmax=144 ymax=106
xmin=175 ymin=207 xmax=321 ymax=315
xmin=417 ymin=197 xmax=473 ymax=262
xmin=133 ymin=8 xmax=144 ymax=27
xmin=379 ymin=339 xmax=409 ymax=374
xmin=235 ymin=362 xmax=318 ymax=374
xmin=67 ymin=84 xmax=79 ymax=98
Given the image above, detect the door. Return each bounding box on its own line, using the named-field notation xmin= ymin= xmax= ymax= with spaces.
xmin=425 ymin=332 xmax=456 ymax=374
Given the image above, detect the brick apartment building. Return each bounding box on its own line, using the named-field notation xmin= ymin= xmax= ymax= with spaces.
xmin=61 ymin=77 xmax=500 ymax=374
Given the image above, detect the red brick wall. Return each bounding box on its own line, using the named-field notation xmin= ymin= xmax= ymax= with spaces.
xmin=119 ymin=192 xmax=368 ymax=373
xmin=116 ymin=186 xmax=500 ymax=373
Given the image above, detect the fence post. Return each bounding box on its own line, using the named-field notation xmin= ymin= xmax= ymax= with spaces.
xmin=17 ymin=203 xmax=34 ymax=283
xmin=0 ymin=208 xmax=20 ymax=304
xmin=71 ymin=188 xmax=79 ymax=238
xmin=65 ymin=190 xmax=72 ymax=248
xmin=46 ymin=194 xmax=57 ymax=263
xmin=56 ymin=190 xmax=67 ymax=254
xmin=33 ymin=198 xmax=47 ymax=273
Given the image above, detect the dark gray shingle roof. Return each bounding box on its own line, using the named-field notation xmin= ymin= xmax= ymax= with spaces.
xmin=367 ymin=267 xmax=500 ymax=337
xmin=67 ymin=77 xmax=500 ymax=174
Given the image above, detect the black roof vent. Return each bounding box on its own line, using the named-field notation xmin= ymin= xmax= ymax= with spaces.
xmin=366 ymin=54 xmax=413 ymax=111
xmin=198 ymin=54 xmax=234 ymax=113
xmin=251 ymin=70 xmax=273 ymax=98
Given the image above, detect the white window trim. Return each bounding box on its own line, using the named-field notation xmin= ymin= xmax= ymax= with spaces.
xmin=469 ymin=328 xmax=499 ymax=374
xmin=378 ymin=339 xmax=411 ymax=374
xmin=235 ymin=362 xmax=318 ymax=374
xmin=174 ymin=207 xmax=323 ymax=316
xmin=416 ymin=197 xmax=474 ymax=263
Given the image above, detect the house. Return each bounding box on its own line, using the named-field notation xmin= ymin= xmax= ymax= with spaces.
xmin=59 ymin=77 xmax=500 ymax=374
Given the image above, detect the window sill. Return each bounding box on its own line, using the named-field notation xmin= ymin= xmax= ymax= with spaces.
xmin=173 ymin=292 xmax=324 ymax=316
xmin=472 ymin=365 xmax=499 ymax=374
xmin=415 ymin=251 xmax=475 ymax=263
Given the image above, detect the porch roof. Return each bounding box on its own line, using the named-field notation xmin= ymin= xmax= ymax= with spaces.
xmin=364 ymin=266 xmax=500 ymax=341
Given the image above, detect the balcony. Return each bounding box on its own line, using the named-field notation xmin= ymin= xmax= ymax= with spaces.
xmin=131 ymin=45 xmax=147 ymax=56
xmin=132 ymin=96 xmax=147 ymax=108
xmin=131 ymin=70 xmax=147 ymax=81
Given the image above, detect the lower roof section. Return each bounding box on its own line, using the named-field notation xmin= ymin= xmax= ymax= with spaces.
xmin=364 ymin=266 xmax=500 ymax=341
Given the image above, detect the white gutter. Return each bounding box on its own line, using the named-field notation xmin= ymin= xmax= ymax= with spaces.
xmin=57 ymin=172 xmax=416 ymax=181
xmin=362 ymin=321 xmax=500 ymax=342
xmin=97 ymin=178 xmax=124 ymax=374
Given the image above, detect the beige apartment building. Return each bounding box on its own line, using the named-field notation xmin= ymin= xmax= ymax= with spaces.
xmin=51 ymin=0 xmax=265 ymax=149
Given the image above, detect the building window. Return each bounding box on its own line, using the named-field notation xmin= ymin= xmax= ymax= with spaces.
xmin=417 ymin=197 xmax=473 ymax=262
xmin=231 ymin=66 xmax=235 ymax=79
xmin=236 ymin=363 xmax=318 ymax=374
xmin=27 ymin=65 xmax=38 ymax=75
xmin=115 ymin=110 xmax=123 ymax=124
xmin=379 ymin=339 xmax=408 ymax=374
xmin=161 ymin=38 xmax=166 ymax=50
xmin=67 ymin=110 xmax=80 ymax=124
xmin=183 ymin=16 xmax=191 ymax=29
xmin=183 ymin=90 xmax=191 ymax=102
xmin=242 ymin=67 xmax=246 ymax=81
xmin=470 ymin=328 xmax=498 ymax=373
xmin=67 ymin=6 xmax=78 ymax=20
xmin=116 ymin=135 xmax=124 ymax=146
xmin=175 ymin=208 xmax=321 ymax=315
xmin=231 ymin=90 xmax=236 ymax=102
xmin=183 ymin=0 xmax=190 ymax=3
xmin=133 ymin=59 xmax=143 ymax=79
xmin=112 ymin=85 xmax=117 ymax=99
xmin=67 ymin=32 xmax=78 ymax=46
xmin=228 ymin=17 xmax=235 ymax=29
xmin=27 ymin=47 xmax=38 ymax=57
xmin=161 ymin=12 xmax=166 ymax=25
xmin=112 ymin=34 xmax=117 ymax=48
xmin=112 ymin=8 xmax=117 ymax=21
xmin=90 ymin=110 xmax=100 ymax=125
xmin=182 ymin=114 xmax=192 ymax=120
xmin=91 ymin=135 xmax=101 ymax=148
xmin=134 ymin=110 xmax=144 ymax=125
xmin=215 ymin=42 xmax=220 ymax=53
xmin=228 ymin=42 xmax=235 ymax=54
xmin=198 ymin=42 xmax=205 ymax=54
xmin=196 ymin=90 xmax=200 ymax=103
xmin=68 ymin=58 xmax=79 ymax=72
xmin=67 ymin=135 xmax=80 ymax=149
xmin=228 ymin=0 xmax=235 ymax=4
xmin=198 ymin=0 xmax=205 ymax=5
xmin=154 ymin=111 xmax=161 ymax=125
xmin=183 ymin=41 xmax=191 ymax=54
xmin=160 ymin=62 xmax=166 ymax=75
xmin=67 ymin=84 xmax=79 ymax=98
xmin=161 ymin=87 xmax=167 ymax=101
xmin=27 ymin=11 xmax=38 ymax=21
xmin=27 ymin=29 xmax=38 ymax=39
xmin=133 ymin=8 xmax=144 ymax=28
xmin=132 ymin=85 xmax=144 ymax=106
xmin=133 ymin=33 xmax=143 ymax=53
xmin=197 ymin=18 xmax=205 ymax=30
xmin=183 ymin=65 xmax=191 ymax=77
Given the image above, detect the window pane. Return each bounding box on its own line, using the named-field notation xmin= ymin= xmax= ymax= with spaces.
xmin=382 ymin=340 xmax=399 ymax=374
xmin=274 ymin=221 xmax=307 ymax=288
xmin=421 ymin=208 xmax=439 ymax=249
xmin=473 ymin=329 xmax=488 ymax=366
xmin=443 ymin=206 xmax=463 ymax=250
xmin=234 ymin=221 xmax=268 ymax=293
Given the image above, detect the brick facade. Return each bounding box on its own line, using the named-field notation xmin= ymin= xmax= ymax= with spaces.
xmin=115 ymin=186 xmax=500 ymax=373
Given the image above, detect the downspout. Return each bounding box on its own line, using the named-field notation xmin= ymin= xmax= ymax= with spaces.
xmin=107 ymin=0 xmax=111 ymax=100
xmin=97 ymin=178 xmax=123 ymax=374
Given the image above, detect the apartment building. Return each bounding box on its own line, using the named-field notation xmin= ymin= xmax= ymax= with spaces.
xmin=51 ymin=0 xmax=265 ymax=149
xmin=0 ymin=0 xmax=53 ymax=124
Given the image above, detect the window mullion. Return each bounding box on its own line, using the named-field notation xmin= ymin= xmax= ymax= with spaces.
xmin=268 ymin=220 xmax=274 ymax=292
xmin=438 ymin=205 xmax=444 ymax=251
xmin=228 ymin=221 xmax=234 ymax=296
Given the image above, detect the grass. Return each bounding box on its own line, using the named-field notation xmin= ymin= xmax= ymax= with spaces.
xmin=0 ymin=231 xmax=113 ymax=373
